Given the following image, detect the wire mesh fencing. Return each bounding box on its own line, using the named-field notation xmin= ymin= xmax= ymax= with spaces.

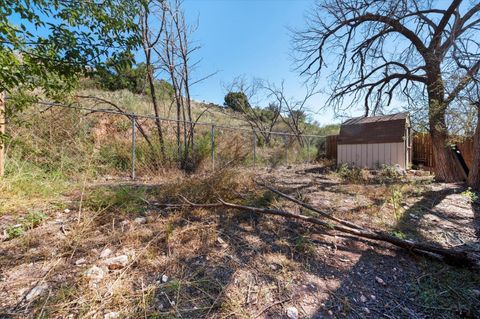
xmin=5 ymin=103 xmax=328 ymax=181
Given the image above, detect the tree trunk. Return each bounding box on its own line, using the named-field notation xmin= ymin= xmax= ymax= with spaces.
xmin=427 ymin=76 xmax=464 ymax=182
xmin=467 ymin=107 xmax=480 ymax=190
xmin=147 ymin=68 xmax=166 ymax=158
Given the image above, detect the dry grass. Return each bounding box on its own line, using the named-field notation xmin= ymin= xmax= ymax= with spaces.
xmin=1 ymin=166 xmax=479 ymax=319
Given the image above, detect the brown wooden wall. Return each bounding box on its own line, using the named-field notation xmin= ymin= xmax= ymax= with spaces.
xmin=326 ymin=133 xmax=474 ymax=170
xmin=412 ymin=133 xmax=474 ymax=169
xmin=326 ymin=135 xmax=338 ymax=160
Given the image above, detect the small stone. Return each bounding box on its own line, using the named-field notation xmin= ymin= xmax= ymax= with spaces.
xmin=286 ymin=306 xmax=299 ymax=319
xmin=104 ymin=312 xmax=120 ymax=319
xmin=100 ymin=248 xmax=112 ymax=259
xmin=104 ymin=255 xmax=128 ymax=270
xmin=360 ymin=295 xmax=367 ymax=303
xmin=161 ymin=274 xmax=169 ymax=283
xmin=370 ymin=294 xmax=376 ymax=301
xmin=26 ymin=283 xmax=49 ymax=301
xmin=86 ymin=266 xmax=105 ymax=283
xmin=75 ymin=258 xmax=86 ymax=266
xmin=327 ymin=310 xmax=333 ymax=316
xmin=134 ymin=217 xmax=147 ymax=224
xmin=216 ymin=237 xmax=228 ymax=248
xmin=363 ymin=307 xmax=370 ymax=314
xmin=375 ymin=276 xmax=386 ymax=286
xmin=64 ymin=208 xmax=71 ymax=214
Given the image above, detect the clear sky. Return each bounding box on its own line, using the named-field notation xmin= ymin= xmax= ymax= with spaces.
xmin=181 ymin=0 xmax=339 ymax=125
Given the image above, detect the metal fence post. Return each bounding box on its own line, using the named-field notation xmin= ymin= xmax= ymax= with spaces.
xmin=307 ymin=136 xmax=310 ymax=163
xmin=253 ymin=131 xmax=257 ymax=167
xmin=211 ymin=125 xmax=215 ymax=171
xmin=0 ymin=92 xmax=5 ymax=178
xmin=285 ymin=135 xmax=289 ymax=165
xmin=131 ymin=113 xmax=136 ymax=180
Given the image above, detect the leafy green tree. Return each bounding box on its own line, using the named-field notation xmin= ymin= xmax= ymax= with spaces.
xmin=94 ymin=52 xmax=147 ymax=94
xmin=224 ymin=92 xmax=251 ymax=112
xmin=1 ymin=0 xmax=143 ymax=109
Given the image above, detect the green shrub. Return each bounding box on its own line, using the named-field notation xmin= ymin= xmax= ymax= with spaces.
xmin=461 ymin=187 xmax=479 ymax=203
xmin=6 ymin=225 xmax=25 ymax=239
xmin=5 ymin=210 xmax=48 ymax=240
xmin=337 ymin=163 xmax=367 ymax=183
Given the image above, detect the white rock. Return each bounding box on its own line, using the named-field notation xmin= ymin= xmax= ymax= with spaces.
xmin=86 ymin=266 xmax=105 ymax=284
xmin=360 ymin=294 xmax=367 ymax=303
xmin=370 ymin=294 xmax=376 ymax=301
xmin=286 ymin=306 xmax=299 ymax=319
xmin=216 ymin=237 xmax=228 ymax=248
xmin=134 ymin=217 xmax=147 ymax=224
xmin=394 ymin=164 xmax=406 ymax=176
xmin=104 ymin=255 xmax=128 ymax=270
xmin=363 ymin=307 xmax=370 ymax=314
xmin=104 ymin=312 xmax=120 ymax=319
xmin=100 ymin=248 xmax=112 ymax=259
xmin=375 ymin=276 xmax=386 ymax=286
xmin=26 ymin=283 xmax=49 ymax=301
xmin=161 ymin=274 xmax=169 ymax=283
xmin=75 ymin=258 xmax=86 ymax=266
xmin=64 ymin=208 xmax=71 ymax=214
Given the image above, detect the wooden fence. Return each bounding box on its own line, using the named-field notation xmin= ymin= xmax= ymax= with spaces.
xmin=326 ymin=135 xmax=338 ymax=160
xmin=326 ymin=132 xmax=474 ymax=170
xmin=412 ymin=133 xmax=474 ymax=169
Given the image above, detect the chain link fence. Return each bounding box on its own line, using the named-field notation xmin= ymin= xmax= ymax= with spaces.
xmin=5 ymin=102 xmax=327 ymax=181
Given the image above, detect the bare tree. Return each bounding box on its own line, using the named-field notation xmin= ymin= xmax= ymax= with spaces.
xmin=263 ymin=81 xmax=317 ymax=146
xmin=224 ymin=77 xmax=282 ymax=145
xmin=293 ymin=0 xmax=480 ymax=182
xmin=156 ymin=0 xmax=200 ymax=170
xmin=139 ymin=0 xmax=167 ymax=158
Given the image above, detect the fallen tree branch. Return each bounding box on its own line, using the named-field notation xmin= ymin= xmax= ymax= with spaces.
xmin=255 ymin=180 xmax=364 ymax=230
xmin=159 ymin=198 xmax=479 ymax=268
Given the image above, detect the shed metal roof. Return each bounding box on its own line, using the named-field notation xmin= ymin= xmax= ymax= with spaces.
xmin=341 ymin=112 xmax=409 ymax=125
xmin=338 ymin=112 xmax=409 ymax=145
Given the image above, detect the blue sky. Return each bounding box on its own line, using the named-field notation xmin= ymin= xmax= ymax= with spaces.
xmin=181 ymin=0 xmax=339 ymax=125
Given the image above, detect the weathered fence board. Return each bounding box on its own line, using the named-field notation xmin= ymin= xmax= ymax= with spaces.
xmin=326 ymin=135 xmax=338 ymax=160
xmin=412 ymin=133 xmax=474 ymax=170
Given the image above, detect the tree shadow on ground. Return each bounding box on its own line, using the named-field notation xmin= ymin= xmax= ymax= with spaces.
xmin=5 ymin=179 xmax=480 ymax=319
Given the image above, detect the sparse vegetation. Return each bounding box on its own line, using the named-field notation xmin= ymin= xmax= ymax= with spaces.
xmin=461 ymin=187 xmax=479 ymax=203
xmin=2 ymin=1 xmax=479 ymax=318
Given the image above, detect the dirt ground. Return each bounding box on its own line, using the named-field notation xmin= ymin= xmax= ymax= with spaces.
xmin=0 ymin=164 xmax=479 ymax=318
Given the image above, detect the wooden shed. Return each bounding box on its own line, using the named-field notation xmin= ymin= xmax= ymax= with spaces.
xmin=337 ymin=112 xmax=411 ymax=169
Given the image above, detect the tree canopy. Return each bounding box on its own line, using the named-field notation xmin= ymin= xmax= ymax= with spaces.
xmin=224 ymin=91 xmax=251 ymax=112
xmin=293 ymin=0 xmax=480 ymax=182
xmin=0 ymin=0 xmax=143 ymax=106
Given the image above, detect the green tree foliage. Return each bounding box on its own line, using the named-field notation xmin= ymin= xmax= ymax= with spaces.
xmin=224 ymin=91 xmax=250 ymax=112
xmin=94 ymin=52 xmax=147 ymax=94
xmin=0 ymin=0 xmax=143 ymax=109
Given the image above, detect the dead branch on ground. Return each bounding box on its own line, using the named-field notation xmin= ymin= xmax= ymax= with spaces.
xmin=156 ymin=196 xmax=480 ymax=268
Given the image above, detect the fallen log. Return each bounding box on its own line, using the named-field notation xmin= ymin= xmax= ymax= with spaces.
xmin=158 ymin=198 xmax=479 ymax=268
xmin=255 ymin=180 xmax=364 ymax=230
